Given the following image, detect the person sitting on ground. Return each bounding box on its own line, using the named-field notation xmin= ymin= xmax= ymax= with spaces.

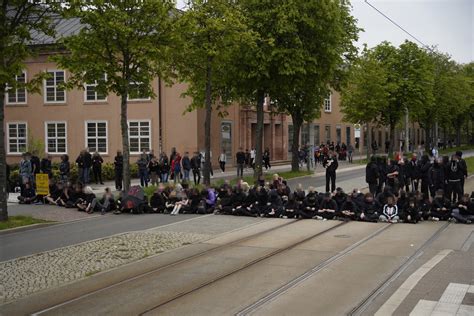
xmin=299 ymin=187 xmax=319 ymax=219
xmin=315 ymin=192 xmax=338 ymax=220
xmin=150 ymin=185 xmax=167 ymax=213
xmin=376 ymin=187 xmax=395 ymax=206
xmin=18 ymin=182 xmax=36 ymax=204
xmin=181 ymin=187 xmax=201 ymax=214
xmin=266 ymin=189 xmax=284 ymax=218
xmin=430 ymin=189 xmax=452 ymax=221
xmin=170 ymin=184 xmax=189 ymax=215
xmin=65 ymin=183 xmax=86 ymax=208
xmin=281 ymin=193 xmax=299 ymax=219
xmin=214 ymin=184 xmax=233 ymax=215
xmin=294 ymin=184 xmax=306 ymax=208
xmin=450 ymin=194 xmax=473 ymax=224
xmin=338 ymin=194 xmax=358 ymax=221
xmin=359 ymin=193 xmax=381 ymax=222
xmin=233 ymin=182 xmax=257 ymax=217
xmin=88 ymin=187 xmax=115 ymax=214
xmin=401 ymin=194 xmax=420 ymax=224
xmin=56 ymin=183 xmax=72 ymax=207
xmin=44 ymin=182 xmax=63 ymax=205
xmin=379 ymin=195 xmax=399 ymax=223
xmin=333 ymin=187 xmax=347 ymax=212
xmin=77 ymin=186 xmax=96 ymax=213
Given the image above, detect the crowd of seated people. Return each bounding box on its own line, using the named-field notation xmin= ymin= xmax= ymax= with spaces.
xmin=17 ymin=171 xmax=474 ymax=224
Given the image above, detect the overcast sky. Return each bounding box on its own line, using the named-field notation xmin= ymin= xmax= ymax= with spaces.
xmin=176 ymin=0 xmax=473 ymax=64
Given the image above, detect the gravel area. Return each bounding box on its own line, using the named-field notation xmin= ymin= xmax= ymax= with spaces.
xmin=0 ymin=231 xmax=209 ymax=303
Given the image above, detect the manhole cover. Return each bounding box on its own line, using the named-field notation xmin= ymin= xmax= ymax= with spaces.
xmin=334 ymin=234 xmax=351 ymax=238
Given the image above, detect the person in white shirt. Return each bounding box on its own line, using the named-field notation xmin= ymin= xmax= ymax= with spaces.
xmin=218 ymin=150 xmax=227 ymax=172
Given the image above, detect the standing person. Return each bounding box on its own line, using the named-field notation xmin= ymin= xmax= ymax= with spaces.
xmin=137 ymin=153 xmax=149 ymax=187
xmin=365 ymin=156 xmax=379 ymax=195
xmin=30 ymin=150 xmax=41 ymax=184
xmin=371 ymin=140 xmax=378 ymax=155
xmin=83 ymin=149 xmax=92 ymax=184
xmin=148 ymin=156 xmax=160 ymax=186
xmin=181 ymin=152 xmax=191 ymax=182
xmin=408 ymin=154 xmax=420 ymax=192
xmin=386 ymin=159 xmax=400 ymax=193
xmin=323 ymin=151 xmax=338 ymax=193
xmin=169 ymin=147 xmax=177 ymax=181
xmin=347 ymin=143 xmax=354 ymax=163
xmin=428 ymin=158 xmax=445 ymax=199
xmin=218 ymin=150 xmax=227 ymax=173
xmin=59 ymin=154 xmax=70 ymax=184
xmin=446 ymin=154 xmax=464 ymax=203
xmin=236 ymin=148 xmax=245 ymax=177
xmin=159 ymin=152 xmax=170 ymax=183
xmin=191 ymin=152 xmax=201 ymax=185
xmin=456 ymin=151 xmax=468 ymax=195
xmin=114 ymin=151 xmax=123 ymax=191
xmin=245 ymin=149 xmax=250 ymax=169
xmin=419 ymin=155 xmax=431 ymax=200
xmin=263 ymin=148 xmax=271 ymax=170
xmin=384 ymin=140 xmax=390 ymax=154
xmin=250 ymin=148 xmax=256 ymax=169
xmin=76 ymin=151 xmax=85 ymax=184
xmin=40 ymin=154 xmax=53 ymax=179
xmin=19 ymin=152 xmax=33 ymax=191
xmin=92 ymin=152 xmax=104 ymax=185
xmin=172 ymin=152 xmax=182 ymax=183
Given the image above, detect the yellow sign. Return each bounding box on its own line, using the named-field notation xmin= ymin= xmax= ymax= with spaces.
xmin=35 ymin=173 xmax=50 ymax=196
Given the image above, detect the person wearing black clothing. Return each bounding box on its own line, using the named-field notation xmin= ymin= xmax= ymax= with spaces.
xmin=359 ymin=193 xmax=381 ymax=222
xmin=59 ymin=154 xmax=70 ymax=184
xmin=386 ymin=159 xmax=400 ymax=193
xmin=323 ymin=151 xmax=338 ymax=193
xmin=114 ymin=151 xmax=123 ymax=190
xmin=263 ymin=148 xmax=271 ymax=170
xmin=333 ymin=187 xmax=347 ymax=211
xmin=446 ymin=154 xmax=464 ymax=203
xmin=18 ymin=182 xmax=36 ymax=204
xmin=83 ymin=150 xmax=92 ymax=184
xmin=299 ymin=189 xmax=319 ymax=219
xmin=408 ymin=154 xmax=421 ymax=192
xmin=365 ymin=156 xmax=379 ymax=195
xmin=160 ymin=153 xmax=170 ymax=183
xmin=40 ymin=155 xmax=53 ymax=178
xmin=338 ymin=195 xmax=358 ymax=221
xmin=456 ymin=151 xmax=468 ymax=195
xmin=282 ymin=193 xmax=299 ymax=219
xmin=92 ymin=152 xmax=104 ymax=184
xmin=236 ymin=148 xmax=246 ymax=177
xmin=150 ymin=187 xmax=167 ymax=213
xmin=428 ymin=158 xmax=445 ymax=198
xmin=181 ymin=152 xmax=192 ymax=182
xmin=430 ymin=189 xmax=452 ymax=221
xmin=316 ymin=193 xmax=338 ymax=220
xmin=190 ymin=152 xmax=201 ymax=185
xmin=401 ymin=195 xmax=420 ymax=224
xmin=30 ymin=152 xmax=41 ymax=177
xmin=376 ymin=156 xmax=387 ymax=195
xmin=418 ymin=155 xmax=431 ymax=200
xmin=451 ymin=194 xmax=473 ymax=224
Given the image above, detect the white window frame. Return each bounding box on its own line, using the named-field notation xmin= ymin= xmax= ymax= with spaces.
xmin=44 ymin=70 xmax=66 ymax=104
xmin=6 ymin=122 xmax=28 ymax=154
xmin=84 ymin=73 xmax=108 ymax=102
xmin=5 ymin=72 xmax=27 ymax=105
xmin=324 ymin=92 xmax=332 ymax=113
xmin=85 ymin=120 xmax=108 ymax=154
xmin=128 ymin=120 xmax=152 ymax=154
xmin=45 ymin=121 xmax=68 ymax=154
xmin=127 ymin=81 xmax=151 ymax=101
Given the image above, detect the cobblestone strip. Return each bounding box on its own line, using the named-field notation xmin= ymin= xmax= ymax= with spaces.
xmin=0 ymin=231 xmax=209 ymax=304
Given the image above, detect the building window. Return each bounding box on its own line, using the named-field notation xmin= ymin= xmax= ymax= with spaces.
xmin=128 ymin=120 xmax=151 ymax=153
xmin=314 ymin=125 xmax=320 ymax=146
xmin=221 ymin=122 xmax=232 ymax=163
xmin=346 ymin=126 xmax=351 ymax=145
xmin=46 ymin=122 xmax=67 ymax=154
xmin=84 ymin=74 xmax=107 ymax=102
xmin=128 ymin=82 xmax=150 ymax=101
xmin=44 ymin=70 xmax=66 ymax=103
xmin=324 ymin=93 xmax=332 ymax=112
xmin=7 ymin=122 xmax=27 ymax=154
xmin=325 ymin=125 xmax=331 ymax=143
xmin=86 ymin=121 xmax=108 ymax=153
xmin=301 ymin=123 xmax=310 ymax=146
xmin=6 ymin=72 xmax=27 ymax=104
xmin=336 ymin=125 xmax=342 ymax=144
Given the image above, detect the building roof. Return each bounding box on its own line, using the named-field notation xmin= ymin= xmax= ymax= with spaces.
xmin=30 ymin=16 xmax=83 ymax=46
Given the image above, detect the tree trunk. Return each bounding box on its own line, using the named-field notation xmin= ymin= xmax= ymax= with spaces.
xmin=203 ymin=58 xmax=212 ymax=186
xmin=120 ymin=94 xmax=131 ymax=192
xmin=290 ymin=114 xmax=302 ymax=172
xmin=253 ymin=90 xmax=265 ymax=178
xmin=0 ymin=86 xmax=8 ymax=221
xmin=366 ymin=123 xmax=371 ymax=160
xmin=389 ymin=123 xmax=395 ymax=157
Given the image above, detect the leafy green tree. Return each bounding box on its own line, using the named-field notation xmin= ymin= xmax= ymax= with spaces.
xmin=340 ymin=48 xmax=394 ymax=159
xmin=53 ymin=0 xmax=175 ymax=191
xmin=268 ymin=0 xmax=359 ymax=172
xmin=232 ymin=0 xmax=358 ymax=176
xmin=175 ymin=0 xmax=251 ymax=185
xmin=0 ymin=1 xmax=55 ymax=221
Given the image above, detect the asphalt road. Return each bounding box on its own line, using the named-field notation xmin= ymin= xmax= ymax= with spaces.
xmin=0 ymin=214 xmax=201 ymax=262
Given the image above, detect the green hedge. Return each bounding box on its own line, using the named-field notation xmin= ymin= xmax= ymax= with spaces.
xmin=9 ymin=162 xmax=139 ymax=185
